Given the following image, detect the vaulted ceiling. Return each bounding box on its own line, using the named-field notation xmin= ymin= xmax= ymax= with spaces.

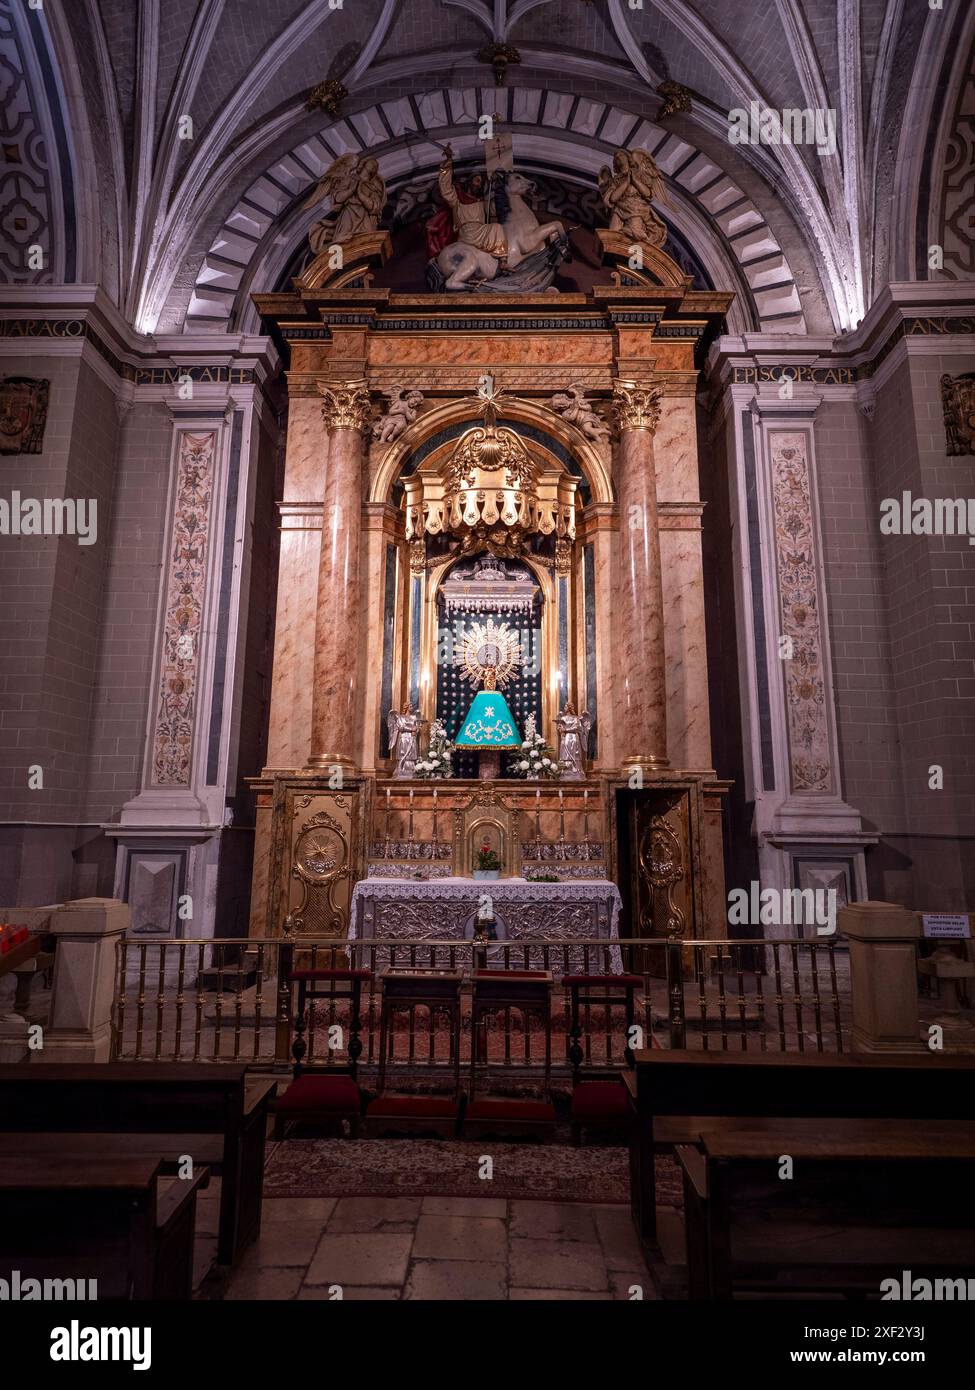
xmin=8 ymin=0 xmax=975 ymax=338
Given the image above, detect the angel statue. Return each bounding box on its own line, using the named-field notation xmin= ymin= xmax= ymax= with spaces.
xmin=373 ymin=387 xmax=425 ymax=444
xmin=556 ymin=702 xmax=592 ymax=781
xmin=550 ymin=384 xmax=611 ymax=442
xmin=303 ymin=154 xmax=386 ymax=254
xmin=598 ymin=149 xmax=668 ymax=248
xmin=387 ymin=704 xmax=424 ymax=779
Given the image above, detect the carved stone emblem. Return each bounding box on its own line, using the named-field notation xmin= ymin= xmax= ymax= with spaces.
xmin=0 ymin=376 xmax=49 ymax=455
xmin=941 ymin=372 xmax=975 ymax=456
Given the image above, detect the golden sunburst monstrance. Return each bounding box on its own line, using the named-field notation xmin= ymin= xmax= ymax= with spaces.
xmin=455 ymin=617 xmax=524 ymax=690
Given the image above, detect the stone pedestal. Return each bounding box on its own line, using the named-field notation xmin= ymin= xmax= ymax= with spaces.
xmin=0 ymin=1014 xmax=29 ymax=1063
xmin=38 ymin=898 xmax=130 ymax=1063
xmin=840 ymin=900 xmax=923 ymax=1053
xmin=918 ymin=946 xmax=975 ymax=1029
xmin=308 ymin=381 xmax=371 ymax=771
xmin=613 ymin=381 xmax=668 ymax=771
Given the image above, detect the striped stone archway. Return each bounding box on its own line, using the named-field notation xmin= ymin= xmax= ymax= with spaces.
xmin=186 ymin=86 xmax=806 ymax=337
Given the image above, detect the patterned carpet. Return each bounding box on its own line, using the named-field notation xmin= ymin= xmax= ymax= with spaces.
xmin=264 ymin=1136 xmax=683 ymax=1207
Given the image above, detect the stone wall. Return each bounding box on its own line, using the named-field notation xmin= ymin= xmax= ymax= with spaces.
xmin=0 ymin=353 xmax=120 ymax=903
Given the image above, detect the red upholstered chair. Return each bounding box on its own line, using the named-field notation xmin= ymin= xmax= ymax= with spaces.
xmin=563 ymin=973 xmax=643 ymax=1146
xmin=463 ymin=970 xmax=557 ymax=1142
xmin=271 ymin=968 xmax=371 ymax=1140
xmin=365 ymin=970 xmax=464 ymax=1138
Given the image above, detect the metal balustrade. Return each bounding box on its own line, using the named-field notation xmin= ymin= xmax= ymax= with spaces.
xmin=111 ymin=935 xmax=849 ymax=1065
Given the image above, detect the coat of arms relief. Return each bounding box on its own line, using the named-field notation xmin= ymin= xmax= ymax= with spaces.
xmin=0 ymin=377 xmax=49 ymax=455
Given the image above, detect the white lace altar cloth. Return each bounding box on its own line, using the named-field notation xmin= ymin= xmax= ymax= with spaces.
xmin=349 ymin=876 xmax=624 ymax=976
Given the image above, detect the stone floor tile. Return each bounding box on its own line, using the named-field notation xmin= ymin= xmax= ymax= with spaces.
xmin=298 ymin=1286 xmax=401 ymax=1301
xmin=235 ymin=1221 xmax=323 ymax=1269
xmin=421 ymin=1196 xmax=508 ymax=1218
xmin=509 ymin=1288 xmax=613 ymax=1300
xmin=508 ymin=1237 xmax=608 ymax=1291
xmin=592 ymin=1205 xmax=650 ymax=1271
xmin=224 ymin=1267 xmax=304 ymax=1300
xmin=509 ymin=1200 xmax=599 ymax=1242
xmin=404 ymin=1260 xmax=507 ymax=1301
xmin=609 ymin=1269 xmax=656 ymax=1300
xmin=305 ymin=1233 xmax=413 ymax=1287
xmin=326 ymin=1197 xmax=422 ymax=1232
xmin=412 ymin=1214 xmax=508 ymax=1262
xmin=263 ymin=1197 xmax=337 ymax=1224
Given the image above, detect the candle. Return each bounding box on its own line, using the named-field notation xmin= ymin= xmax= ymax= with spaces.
xmin=432 ymin=788 xmax=439 ymax=850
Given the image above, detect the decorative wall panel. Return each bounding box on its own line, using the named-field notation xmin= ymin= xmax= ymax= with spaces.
xmin=768 ymin=430 xmax=833 ymax=794
xmin=150 ymin=431 xmax=216 ymax=787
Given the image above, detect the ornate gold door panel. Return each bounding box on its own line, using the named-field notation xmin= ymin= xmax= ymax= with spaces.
xmin=265 ymin=776 xmax=366 ymax=939
xmin=622 ymin=781 xmax=707 ymax=963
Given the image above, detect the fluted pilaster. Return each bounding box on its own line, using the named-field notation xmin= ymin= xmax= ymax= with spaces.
xmin=307 ymin=381 xmax=371 ymax=769
xmin=613 ymin=379 xmax=669 ymax=770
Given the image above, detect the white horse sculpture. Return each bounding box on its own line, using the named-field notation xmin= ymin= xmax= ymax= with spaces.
xmin=431 ymin=172 xmax=569 ymax=293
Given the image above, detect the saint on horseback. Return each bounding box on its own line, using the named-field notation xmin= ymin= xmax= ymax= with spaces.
xmin=426 ymin=147 xmax=570 ymax=293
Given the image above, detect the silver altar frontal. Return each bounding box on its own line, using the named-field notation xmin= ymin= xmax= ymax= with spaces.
xmin=349 ymin=876 xmax=624 ymax=976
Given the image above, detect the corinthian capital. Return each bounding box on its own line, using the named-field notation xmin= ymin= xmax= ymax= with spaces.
xmin=612 ymin=380 xmax=662 ymax=433
xmin=319 ymin=380 xmax=372 ymax=433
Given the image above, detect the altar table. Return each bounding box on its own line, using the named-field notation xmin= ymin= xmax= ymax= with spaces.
xmin=349 ymin=876 xmax=624 ymax=976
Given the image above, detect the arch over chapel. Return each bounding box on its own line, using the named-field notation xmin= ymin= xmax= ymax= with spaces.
xmin=183 ymin=88 xmax=808 ymax=338
xmin=371 ymin=396 xmax=615 ymax=510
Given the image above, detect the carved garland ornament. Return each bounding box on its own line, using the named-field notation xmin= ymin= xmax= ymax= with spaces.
xmin=319 ymin=380 xmax=372 ymax=433
xmin=612 ymin=381 xmax=663 ymax=433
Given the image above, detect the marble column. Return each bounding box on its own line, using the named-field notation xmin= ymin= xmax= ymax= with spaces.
xmin=308 ymin=381 xmax=371 ymax=770
xmin=613 ymin=380 xmax=668 ymax=770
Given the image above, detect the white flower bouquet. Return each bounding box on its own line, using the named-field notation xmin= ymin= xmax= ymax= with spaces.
xmin=414 ymin=718 xmax=454 ymax=779
xmin=509 ymin=713 xmax=561 ymax=779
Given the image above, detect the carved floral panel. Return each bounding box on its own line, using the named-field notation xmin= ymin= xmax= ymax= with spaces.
xmin=150 ymin=431 xmax=216 ymax=786
xmin=768 ymin=430 xmax=833 ymax=794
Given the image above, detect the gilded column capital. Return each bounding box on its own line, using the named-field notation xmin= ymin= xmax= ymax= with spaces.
xmin=612 ymin=380 xmax=662 ymax=433
xmin=318 ymin=380 xmax=372 ymax=433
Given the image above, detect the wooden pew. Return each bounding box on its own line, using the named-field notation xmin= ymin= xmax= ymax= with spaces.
xmin=627 ymin=1050 xmax=975 ymax=1241
xmin=0 ymin=1063 xmax=276 ymax=1266
xmin=0 ymin=1155 xmax=207 ymax=1300
xmin=676 ymin=1117 xmax=975 ymax=1298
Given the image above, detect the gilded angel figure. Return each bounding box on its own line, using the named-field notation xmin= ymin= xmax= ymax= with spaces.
xmin=303 ymin=154 xmax=386 ymax=254
xmin=598 ymin=148 xmax=668 ymax=248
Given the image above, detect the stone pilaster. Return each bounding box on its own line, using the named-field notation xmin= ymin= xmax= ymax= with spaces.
xmin=308 ymin=380 xmax=371 ymax=770
xmin=612 ymin=380 xmax=668 ymax=771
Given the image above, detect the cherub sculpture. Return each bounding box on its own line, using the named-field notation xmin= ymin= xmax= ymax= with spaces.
xmin=550 ymin=384 xmax=610 ymax=442
xmin=303 ymin=154 xmax=386 ymax=254
xmin=598 ymin=148 xmax=668 ymax=248
xmin=373 ymin=387 xmax=425 ymax=443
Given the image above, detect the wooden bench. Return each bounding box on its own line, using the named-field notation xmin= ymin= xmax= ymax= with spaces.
xmin=0 ymin=1155 xmax=207 ymax=1299
xmin=627 ymin=1050 xmax=975 ymax=1241
xmin=676 ymin=1117 xmax=975 ymax=1298
xmin=0 ymin=1063 xmax=276 ymax=1266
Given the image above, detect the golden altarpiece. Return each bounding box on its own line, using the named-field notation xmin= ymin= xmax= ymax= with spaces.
xmin=248 ymin=211 xmax=733 ymax=951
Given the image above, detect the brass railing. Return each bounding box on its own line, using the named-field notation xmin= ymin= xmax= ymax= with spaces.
xmin=110 ymin=935 xmax=849 ymax=1065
